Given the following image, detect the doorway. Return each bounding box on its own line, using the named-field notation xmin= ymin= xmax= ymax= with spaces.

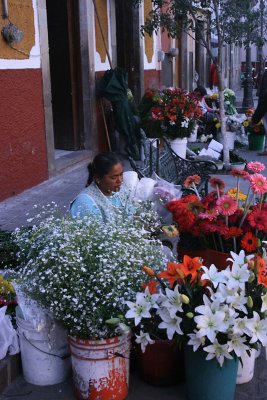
xmin=46 ymin=0 xmax=82 ymax=150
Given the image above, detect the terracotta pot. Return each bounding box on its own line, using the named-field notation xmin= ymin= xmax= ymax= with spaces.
xmin=137 ymin=339 xmax=184 ymax=386
xmin=206 ymin=248 xmax=231 ymax=271
xmin=177 ymin=246 xmax=208 ymax=266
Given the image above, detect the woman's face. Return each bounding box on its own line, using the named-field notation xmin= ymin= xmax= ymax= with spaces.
xmin=97 ymin=163 xmax=124 ymax=195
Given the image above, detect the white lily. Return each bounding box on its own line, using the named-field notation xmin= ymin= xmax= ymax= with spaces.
xmin=223 ymin=262 xmax=250 ymax=291
xmin=195 ymin=295 xmax=226 ymax=342
xmin=135 ymin=331 xmax=155 ymax=353
xmin=125 ymin=297 xmax=152 ymax=326
xmin=204 ymin=340 xmax=233 ymax=367
xmin=158 ymin=308 xmax=183 ymax=340
xmin=227 ymin=335 xmax=249 ymax=358
xmin=161 ymin=285 xmax=183 ymax=317
xmin=201 ymin=264 xmax=225 ymax=288
xmin=261 ymin=293 xmax=267 ymax=313
xmin=187 ymin=332 xmax=205 ymax=352
xmin=143 ymin=287 xmax=160 ymax=308
xmin=246 ymin=311 xmax=267 ymax=346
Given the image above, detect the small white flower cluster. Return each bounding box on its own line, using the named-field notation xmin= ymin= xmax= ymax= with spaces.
xmin=126 ymin=250 xmax=267 ymax=367
xmin=226 ymin=114 xmax=247 ymax=132
xmin=13 ymin=204 xmax=168 ymax=340
xmin=200 ymin=133 xmax=213 ymax=143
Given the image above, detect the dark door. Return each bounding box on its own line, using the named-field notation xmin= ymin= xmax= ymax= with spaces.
xmin=46 ymin=0 xmax=82 ymax=150
xmin=115 ymin=0 xmax=143 ymax=103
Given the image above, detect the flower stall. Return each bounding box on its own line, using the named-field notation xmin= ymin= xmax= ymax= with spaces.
xmin=243 ymin=108 xmax=266 ymax=151
xmin=12 ymin=203 xmax=168 ymax=399
xmin=167 ymin=161 xmax=267 ymax=268
xmin=0 ymin=275 xmax=19 ymax=360
xmin=126 ymin=250 xmax=267 ymax=400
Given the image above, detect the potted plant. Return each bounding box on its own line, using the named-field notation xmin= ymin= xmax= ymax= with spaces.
xmin=139 ymin=87 xmax=203 ymax=158
xmin=125 ymin=251 xmax=267 ymax=400
xmin=243 ymin=108 xmax=266 ymax=151
xmin=13 ymin=204 xmax=168 ymax=400
xmin=167 ymin=161 xmax=267 ymax=268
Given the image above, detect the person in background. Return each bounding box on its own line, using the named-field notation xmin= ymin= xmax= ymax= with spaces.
xmin=70 ymin=152 xmax=131 ymax=222
xmin=251 ymin=70 xmax=267 ymax=156
xmin=193 ymin=85 xmax=220 ymax=136
xmin=209 ymin=57 xmax=218 ymax=91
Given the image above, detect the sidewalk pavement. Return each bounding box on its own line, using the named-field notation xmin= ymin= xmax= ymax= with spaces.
xmin=0 ymin=146 xmax=264 ymax=231
xmin=1 ymin=146 xmax=267 ymax=399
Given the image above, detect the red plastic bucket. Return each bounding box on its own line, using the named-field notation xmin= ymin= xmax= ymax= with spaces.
xmin=137 ymin=339 xmax=185 ymax=386
xmin=69 ymin=334 xmax=130 ymax=400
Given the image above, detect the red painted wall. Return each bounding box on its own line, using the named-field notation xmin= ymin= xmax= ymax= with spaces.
xmin=0 ymin=69 xmax=48 ymax=201
xmin=144 ymin=69 xmax=162 ymax=90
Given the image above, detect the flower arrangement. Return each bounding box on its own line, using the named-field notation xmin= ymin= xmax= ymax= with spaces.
xmin=139 ymin=87 xmax=203 ymax=139
xmin=125 ymin=251 xmax=267 ymax=366
xmin=226 ymin=114 xmax=247 ymax=132
xmin=167 ymin=161 xmax=267 ymax=254
xmin=13 ymin=204 xmax=168 ymax=340
xmin=223 ymin=88 xmax=237 ymax=115
xmin=243 ymin=108 xmax=265 ymax=135
xmin=0 ymin=274 xmax=16 ymax=316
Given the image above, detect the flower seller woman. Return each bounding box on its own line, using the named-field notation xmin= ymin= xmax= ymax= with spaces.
xmin=70 ymin=152 xmax=132 ymax=222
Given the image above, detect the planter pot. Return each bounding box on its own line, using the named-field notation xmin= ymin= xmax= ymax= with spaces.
xmin=69 ymin=334 xmax=130 ymax=400
xmin=248 ymin=134 xmax=265 ymax=151
xmin=236 ymin=349 xmax=256 ymax=384
xmin=17 ymin=317 xmax=71 ymax=385
xmin=177 ymin=246 xmax=208 ymax=266
xmin=230 ymin=162 xmax=246 ymax=171
xmin=170 ymin=137 xmax=187 ymax=159
xmin=220 ymin=131 xmax=236 ymax=150
xmin=184 ymin=346 xmax=238 ymax=400
xmin=188 ymin=130 xmax=198 ymax=143
xmin=137 ymin=339 xmax=184 ymax=386
xmin=206 ymin=248 xmax=232 ymax=271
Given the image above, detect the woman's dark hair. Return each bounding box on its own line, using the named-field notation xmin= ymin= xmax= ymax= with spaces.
xmin=194 ymin=85 xmax=207 ymax=97
xmin=86 ymin=152 xmax=123 ymax=186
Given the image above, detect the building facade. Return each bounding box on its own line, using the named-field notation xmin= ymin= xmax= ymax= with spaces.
xmin=0 ymin=0 xmax=216 ymax=201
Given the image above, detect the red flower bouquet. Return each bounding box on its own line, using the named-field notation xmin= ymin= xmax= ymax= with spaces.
xmin=140 ymin=87 xmax=203 ymax=139
xmin=167 ymin=161 xmax=267 ymax=254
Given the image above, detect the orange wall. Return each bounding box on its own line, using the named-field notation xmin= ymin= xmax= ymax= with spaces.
xmin=0 ymin=69 xmax=48 ymax=200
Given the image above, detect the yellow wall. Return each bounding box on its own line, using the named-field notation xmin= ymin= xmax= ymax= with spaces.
xmin=0 ymin=0 xmax=35 ymax=59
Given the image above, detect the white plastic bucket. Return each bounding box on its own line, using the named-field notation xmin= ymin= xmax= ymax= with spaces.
xmin=236 ymin=349 xmax=256 ymax=384
xmin=170 ymin=138 xmax=187 ymax=159
xmin=220 ymin=131 xmax=236 ymax=150
xmin=69 ymin=334 xmax=131 ymax=400
xmin=17 ymin=317 xmax=71 ymax=385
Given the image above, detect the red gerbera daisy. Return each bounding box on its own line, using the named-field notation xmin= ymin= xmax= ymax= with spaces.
xmin=240 ymin=232 xmax=258 ymax=252
xmin=247 ymin=210 xmax=267 ymax=231
xmin=230 ymin=169 xmax=250 ymax=179
xmin=209 ymin=177 xmax=226 ymax=190
xmin=184 ymin=175 xmax=201 ymax=188
xmin=223 ymin=226 xmax=243 ymax=240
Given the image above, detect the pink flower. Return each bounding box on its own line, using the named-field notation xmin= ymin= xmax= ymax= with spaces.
xmin=230 ymin=169 xmax=250 ymax=179
xmin=246 ymin=161 xmax=265 ymax=173
xmin=184 ymin=175 xmax=201 ymax=188
xmin=209 ymin=177 xmax=226 ymax=190
xmin=250 ymin=174 xmax=267 ymax=195
xmin=216 ymin=195 xmax=237 ymax=216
